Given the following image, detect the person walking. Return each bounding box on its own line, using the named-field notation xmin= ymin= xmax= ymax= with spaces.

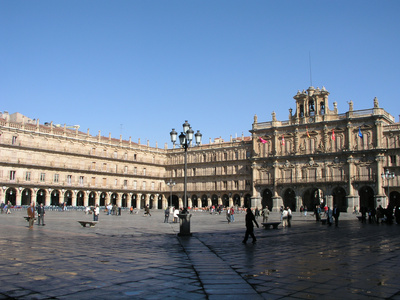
xmin=287 ymin=207 xmax=292 ymax=227
xmin=242 ymin=208 xmax=259 ymax=244
xmin=164 ymin=207 xmax=170 ymax=223
xmin=282 ymin=207 xmax=289 ymax=227
xmin=226 ymin=207 xmax=231 ymax=223
xmin=230 ymin=206 xmax=235 ymax=223
xmin=27 ymin=202 xmax=35 ymax=229
xmin=37 ymin=203 xmax=45 ymax=226
xmin=333 ymin=205 xmax=340 ymax=227
xmin=144 ymin=205 xmax=151 ymax=216
xmin=93 ymin=204 xmax=99 ymax=221
xmin=262 ymin=206 xmax=270 ymax=223
xmin=327 ymin=207 xmax=333 ymax=226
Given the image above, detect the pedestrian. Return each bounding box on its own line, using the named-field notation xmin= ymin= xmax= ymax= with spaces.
xmin=304 ymin=206 xmax=308 ymax=216
xmin=230 ymin=206 xmax=235 ymax=222
xmin=327 ymin=207 xmax=333 ymax=226
xmin=282 ymin=207 xmax=288 ymax=227
xmin=27 ymin=202 xmax=35 ymax=229
xmin=173 ymin=207 xmax=179 ymax=223
xmin=262 ymin=206 xmax=270 ymax=223
xmin=164 ymin=207 xmax=170 ymax=223
xmin=37 ymin=203 xmax=45 ymax=226
xmin=226 ymin=207 xmax=231 ymax=223
xmin=93 ymin=204 xmax=99 ymax=221
xmin=144 ymin=205 xmax=151 ymax=216
xmin=333 ymin=205 xmax=340 ymax=227
xmin=130 ymin=206 xmax=134 ymax=214
xmin=287 ymin=207 xmax=292 ymax=227
xmin=254 ymin=207 xmax=260 ymax=220
xmin=0 ymin=201 xmax=4 ymax=214
xmin=242 ymin=208 xmax=259 ymax=244
xmin=6 ymin=201 xmax=12 ymax=214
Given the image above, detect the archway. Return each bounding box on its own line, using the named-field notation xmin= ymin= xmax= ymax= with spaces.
xmin=389 ymin=191 xmax=400 ymax=208
xmin=140 ymin=194 xmax=146 ymax=208
xmin=100 ymin=192 xmax=107 ymax=206
xmin=88 ymin=192 xmax=96 ymax=206
xmin=64 ymin=190 xmax=73 ymax=206
xmin=222 ymin=194 xmax=229 ymax=207
xmin=191 ymin=194 xmax=198 ymax=208
xmin=211 ymin=194 xmax=218 ymax=207
xmin=131 ymin=194 xmax=137 ymax=208
xmin=244 ymin=194 xmax=251 ymax=208
xmin=283 ymin=188 xmax=296 ymax=211
xmin=359 ymin=186 xmax=375 ymax=210
xmin=122 ymin=193 xmax=128 ymax=208
xmin=201 ymin=194 xmax=208 ymax=208
xmin=111 ymin=193 xmax=118 ymax=205
xmin=332 ymin=187 xmax=347 ymax=212
xmin=76 ymin=191 xmax=84 ymax=206
xmin=233 ymin=194 xmax=240 ymax=206
xmin=50 ymin=190 xmax=60 ymax=206
xmin=262 ymin=189 xmax=273 ymax=210
xmin=171 ymin=195 xmax=179 ymax=209
xmin=36 ymin=189 xmax=46 ymax=205
xmin=303 ymin=188 xmax=324 ymax=212
xmin=157 ymin=194 xmax=163 ymax=209
xmin=5 ymin=188 xmax=17 ymax=206
xmin=21 ymin=189 xmax=31 ymax=206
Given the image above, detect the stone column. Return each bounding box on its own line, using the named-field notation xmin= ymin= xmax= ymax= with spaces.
xmin=296 ymin=195 xmax=302 ymax=210
xmin=375 ymin=154 xmax=386 ymax=208
xmin=16 ymin=189 xmax=22 ymax=206
xmin=347 ymin=122 xmax=353 ymax=151
xmin=229 ymin=195 xmax=233 ymax=207
xmin=346 ymin=155 xmax=359 ymax=212
xmin=84 ymin=191 xmax=89 ymax=207
xmin=326 ymin=195 xmax=333 ymax=208
xmin=117 ymin=193 xmax=122 ymax=207
xmin=187 ymin=197 xmax=192 ymax=209
xmin=136 ymin=193 xmax=142 ymax=209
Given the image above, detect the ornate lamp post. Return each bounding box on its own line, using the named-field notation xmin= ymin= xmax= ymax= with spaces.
xmin=381 ymin=169 xmax=396 ymax=206
xmin=167 ymin=179 xmax=175 ymax=208
xmin=170 ymin=121 xmax=202 ymax=236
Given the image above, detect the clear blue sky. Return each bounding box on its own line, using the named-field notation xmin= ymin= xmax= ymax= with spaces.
xmin=1 ymin=1 xmax=399 ymax=147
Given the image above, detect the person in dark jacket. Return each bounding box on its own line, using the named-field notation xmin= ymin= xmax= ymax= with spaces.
xmin=242 ymin=208 xmax=259 ymax=244
xmin=333 ymin=205 xmax=340 ymax=227
xmin=37 ymin=203 xmax=45 ymax=226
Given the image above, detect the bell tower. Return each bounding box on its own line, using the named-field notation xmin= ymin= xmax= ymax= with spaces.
xmin=293 ymin=86 xmax=330 ymax=123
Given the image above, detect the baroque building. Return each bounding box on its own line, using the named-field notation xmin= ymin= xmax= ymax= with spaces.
xmin=1 ymin=87 xmax=399 ymax=212
xmin=251 ymin=87 xmax=400 ymax=212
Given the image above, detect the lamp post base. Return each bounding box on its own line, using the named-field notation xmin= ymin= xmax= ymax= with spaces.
xmin=178 ymin=213 xmax=192 ymax=237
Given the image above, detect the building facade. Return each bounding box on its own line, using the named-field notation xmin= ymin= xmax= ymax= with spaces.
xmin=1 ymin=87 xmax=399 ymax=211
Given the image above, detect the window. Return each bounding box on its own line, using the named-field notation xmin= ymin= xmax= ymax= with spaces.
xmin=40 ymin=173 xmax=46 ymax=182
xmin=234 ymin=180 xmax=239 ymax=189
xmin=133 ymin=181 xmax=137 ymax=190
xmin=224 ymin=152 xmax=227 ymax=160
xmin=124 ymin=153 xmax=128 ymax=160
xmin=91 ymin=177 xmax=96 ymax=186
xmin=92 ymin=162 xmax=96 ymax=170
xmin=67 ymin=175 xmax=72 ymax=184
xmin=143 ymin=168 xmax=146 ymax=176
xmin=12 ymin=136 xmax=17 ymax=145
xmin=102 ymin=178 xmax=107 ymax=187
xmin=223 ymin=181 xmax=227 ymax=189
xmin=115 ymin=179 xmax=118 ymax=186
xmin=103 ymin=163 xmax=107 ymax=171
xmin=114 ymin=151 xmax=118 ymax=159
xmin=124 ymin=166 xmax=128 ymax=174
xmin=390 ymin=155 xmax=397 ymax=165
xmin=134 ymin=167 xmax=137 ymax=175
xmin=134 ymin=154 xmax=137 ymax=161
xmin=193 ymin=168 xmax=196 ymax=176
xmin=124 ymin=180 xmax=128 ymax=188
xmin=151 ymin=182 xmax=155 ymax=191
xmin=10 ymin=170 xmax=16 ymax=181
xmin=142 ymin=181 xmax=146 ymax=190
xmin=54 ymin=174 xmax=59 ymax=183
xmin=79 ymin=176 xmax=84 ymax=185
xmin=25 ymin=172 xmax=31 ymax=181
xmin=235 ymin=152 xmax=239 ymax=160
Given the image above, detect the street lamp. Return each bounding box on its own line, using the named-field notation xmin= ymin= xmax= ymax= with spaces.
xmin=170 ymin=120 xmax=202 ymax=210
xmin=170 ymin=121 xmax=202 ymax=237
xmin=167 ymin=179 xmax=175 ymax=208
xmin=381 ymin=169 xmax=396 ymax=205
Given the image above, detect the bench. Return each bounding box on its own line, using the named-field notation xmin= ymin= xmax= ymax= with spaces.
xmin=261 ymin=222 xmax=281 ymax=229
xmin=78 ymin=221 xmax=97 ymax=227
xmin=24 ymin=217 xmax=36 ymax=222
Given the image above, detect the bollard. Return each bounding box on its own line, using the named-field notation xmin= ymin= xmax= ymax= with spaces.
xmin=178 ymin=213 xmax=192 ymax=236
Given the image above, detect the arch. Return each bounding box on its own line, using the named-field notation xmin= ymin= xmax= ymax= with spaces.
xmin=332 ymin=187 xmax=347 ymax=212
xmin=100 ymin=192 xmax=107 ymax=206
xmin=358 ymin=186 xmax=375 ymax=210
xmin=211 ymin=194 xmax=218 ymax=206
xmin=5 ymin=187 xmax=17 ymax=206
xmin=64 ymin=190 xmax=73 ymax=206
xmin=88 ymin=192 xmax=96 ymax=206
xmin=303 ymin=188 xmax=324 ymax=212
xmin=157 ymin=194 xmax=163 ymax=209
xmin=149 ymin=194 xmax=155 ymax=209
xmin=262 ymin=189 xmax=273 ymax=210
xmin=170 ymin=195 xmax=179 ymax=209
xmin=21 ymin=188 xmax=31 ymax=206
xmin=131 ymin=194 xmax=137 ymax=208
xmin=76 ymin=191 xmax=84 ymax=206
xmin=390 ymin=191 xmax=400 ymax=208
xmin=36 ymin=189 xmax=46 ymax=205
xmin=201 ymin=194 xmax=208 ymax=208
xmin=233 ymin=194 xmax=241 ymax=206
xmin=191 ymin=194 xmax=198 ymax=208
xmin=122 ymin=193 xmax=128 ymax=208
xmin=111 ymin=192 xmax=118 ymax=205
xmin=140 ymin=194 xmax=146 ymax=208
xmin=50 ymin=190 xmax=60 ymax=206
xmin=283 ymin=188 xmax=296 ymax=211
xmin=222 ymin=194 xmax=229 ymax=207
xmin=244 ymin=194 xmax=251 ymax=208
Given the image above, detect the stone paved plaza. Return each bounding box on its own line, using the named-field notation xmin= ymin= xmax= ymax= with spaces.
xmin=1 ymin=208 xmax=400 ymax=299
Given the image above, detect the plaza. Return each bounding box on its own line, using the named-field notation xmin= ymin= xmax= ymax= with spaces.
xmin=1 ymin=209 xmax=400 ymax=299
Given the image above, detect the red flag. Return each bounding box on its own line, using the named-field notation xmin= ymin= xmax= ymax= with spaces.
xmin=259 ymin=137 xmax=267 ymax=144
xmin=282 ymin=135 xmax=285 ymax=146
xmin=332 ymin=129 xmax=335 ymax=141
